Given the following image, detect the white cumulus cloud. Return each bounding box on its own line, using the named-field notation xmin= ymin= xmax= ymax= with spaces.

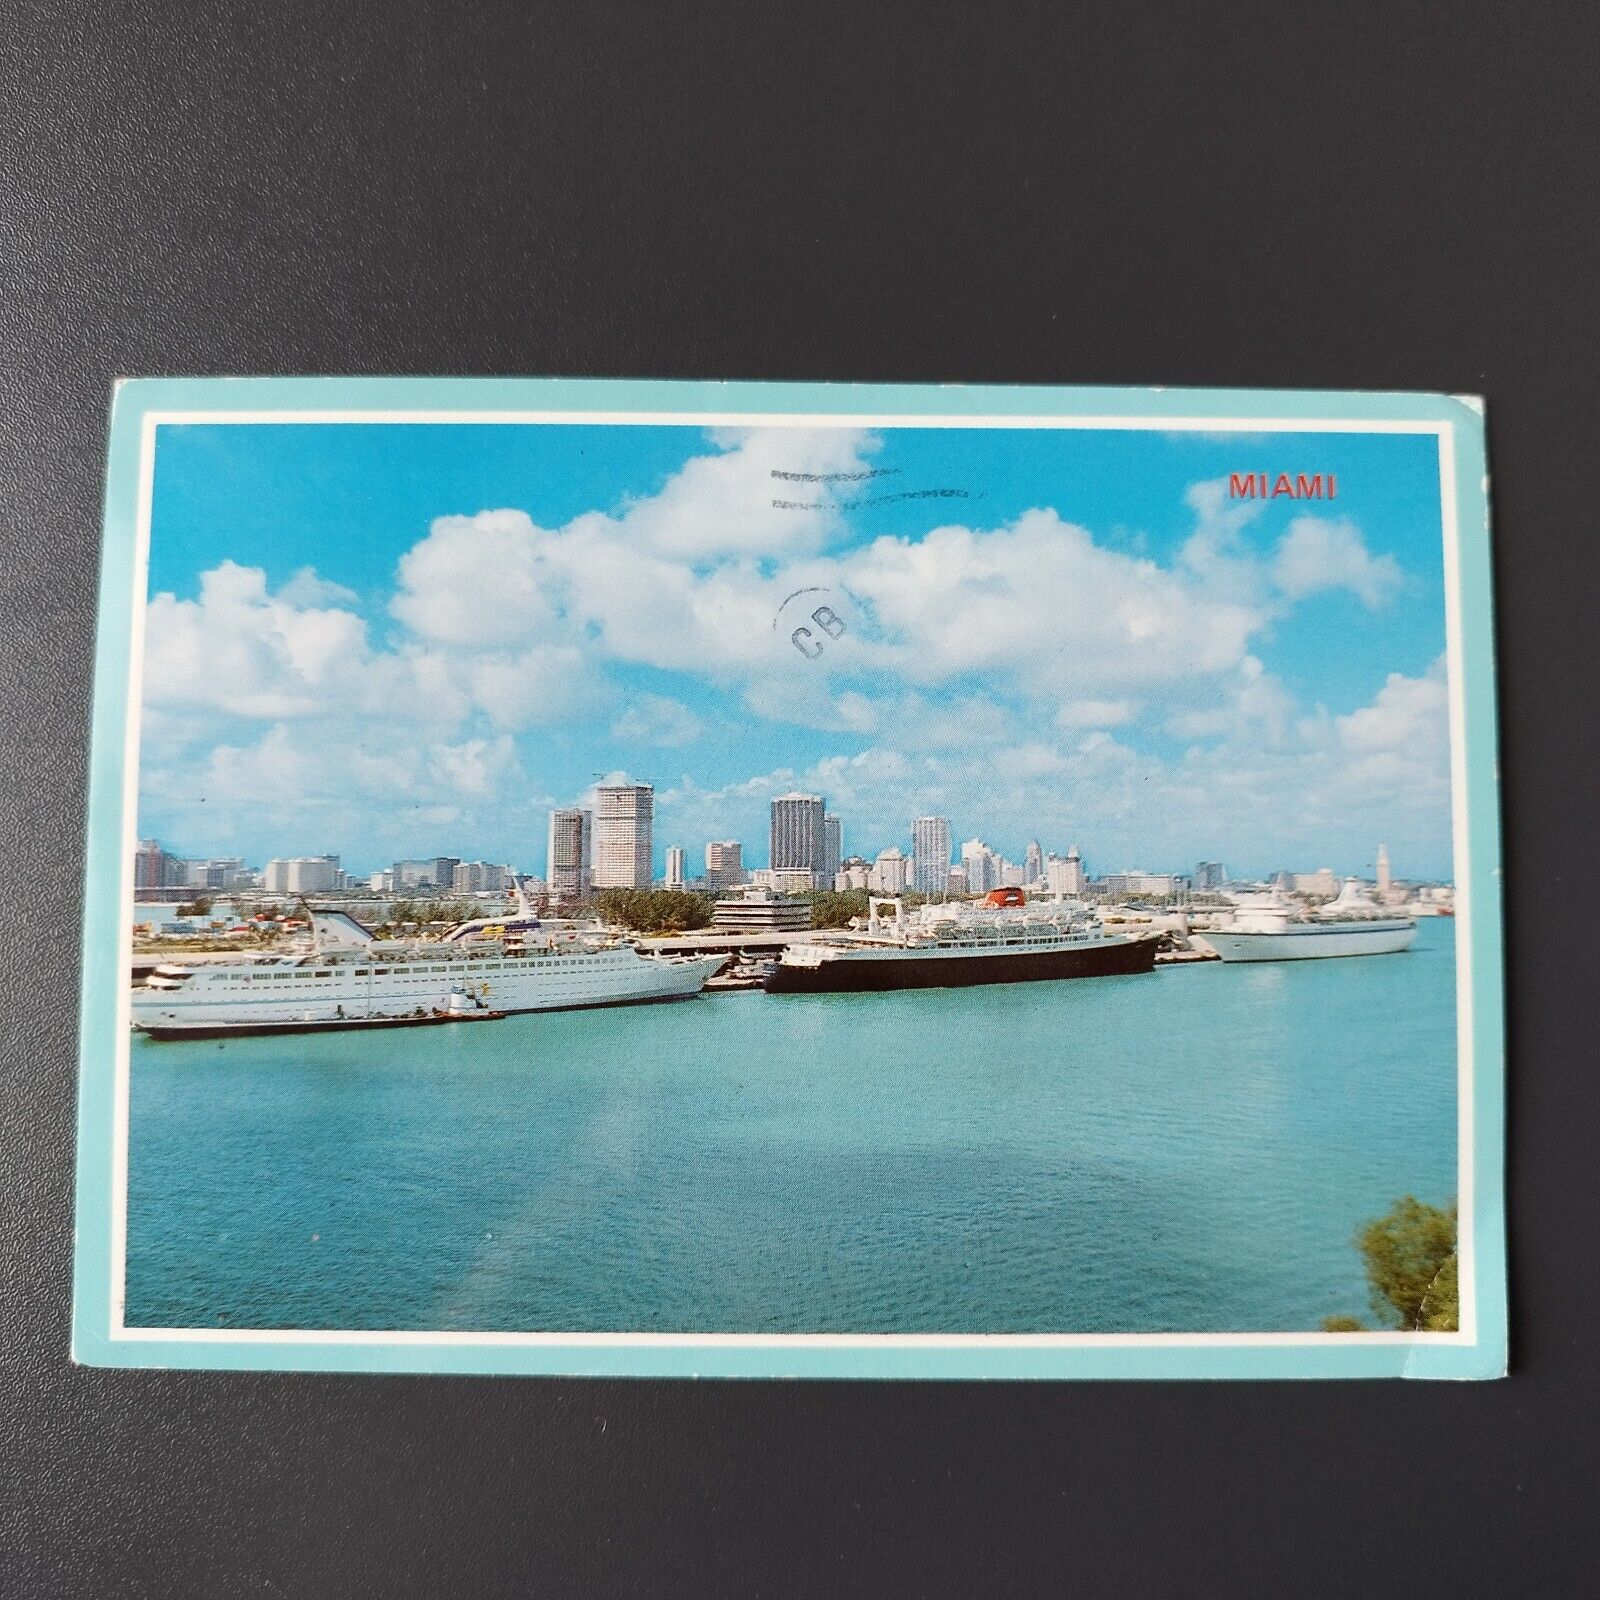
xmin=1272 ymin=516 xmax=1403 ymax=609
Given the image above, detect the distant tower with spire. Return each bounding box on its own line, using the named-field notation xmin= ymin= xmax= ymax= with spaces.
xmin=1376 ymin=843 xmax=1392 ymax=898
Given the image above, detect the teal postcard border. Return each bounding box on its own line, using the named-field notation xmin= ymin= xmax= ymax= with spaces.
xmin=72 ymin=378 xmax=1506 ymax=1380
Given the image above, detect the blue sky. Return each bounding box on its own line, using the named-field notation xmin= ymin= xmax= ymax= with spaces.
xmin=139 ymin=421 xmax=1453 ymax=881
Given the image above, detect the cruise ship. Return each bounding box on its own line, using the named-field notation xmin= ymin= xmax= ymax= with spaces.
xmin=1194 ymin=880 xmax=1417 ymax=963
xmin=764 ymin=893 xmax=1158 ymax=994
xmin=132 ymin=890 xmax=726 ymax=1039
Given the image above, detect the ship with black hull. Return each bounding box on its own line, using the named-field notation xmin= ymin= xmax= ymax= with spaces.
xmin=764 ymin=893 xmax=1157 ymax=995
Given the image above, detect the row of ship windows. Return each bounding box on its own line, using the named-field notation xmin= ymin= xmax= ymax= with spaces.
xmin=242 ymin=961 xmax=589 ymax=983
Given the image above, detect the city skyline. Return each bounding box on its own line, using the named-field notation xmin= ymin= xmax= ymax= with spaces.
xmin=136 ymin=422 xmax=1455 ymax=879
xmin=138 ymin=816 xmax=1437 ymax=896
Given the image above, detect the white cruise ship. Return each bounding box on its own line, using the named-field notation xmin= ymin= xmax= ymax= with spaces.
xmin=132 ymin=894 xmax=726 ymax=1039
xmin=1194 ymin=880 xmax=1417 ymax=963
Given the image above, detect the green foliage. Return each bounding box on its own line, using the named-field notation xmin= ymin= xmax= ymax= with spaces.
xmin=176 ymin=896 xmax=213 ymax=917
xmin=594 ymin=888 xmax=715 ymax=934
xmin=1360 ymin=1195 xmax=1459 ymax=1331
xmin=803 ymin=889 xmax=871 ymax=929
xmin=427 ymin=899 xmax=481 ymax=926
xmin=1333 ymin=1194 xmax=1459 ymax=1332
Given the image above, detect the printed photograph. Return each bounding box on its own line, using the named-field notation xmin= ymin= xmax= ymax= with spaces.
xmin=108 ymin=399 xmax=1485 ymax=1360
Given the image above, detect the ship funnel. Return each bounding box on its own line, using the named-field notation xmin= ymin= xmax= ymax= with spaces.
xmin=305 ymin=906 xmax=375 ymax=952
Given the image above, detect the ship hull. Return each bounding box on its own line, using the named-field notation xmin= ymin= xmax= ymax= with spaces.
xmin=135 ymin=1011 xmax=507 ymax=1042
xmin=764 ymin=935 xmax=1156 ymax=994
xmin=1194 ymin=922 xmax=1417 ymax=962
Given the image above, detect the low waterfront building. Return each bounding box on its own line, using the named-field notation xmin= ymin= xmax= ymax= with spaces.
xmin=710 ymin=886 xmax=812 ymax=931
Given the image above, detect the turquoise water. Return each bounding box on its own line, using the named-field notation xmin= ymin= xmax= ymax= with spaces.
xmin=125 ymin=921 xmax=1457 ymax=1334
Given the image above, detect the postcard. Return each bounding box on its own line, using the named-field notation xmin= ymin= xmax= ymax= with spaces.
xmin=73 ymin=379 xmax=1506 ymax=1379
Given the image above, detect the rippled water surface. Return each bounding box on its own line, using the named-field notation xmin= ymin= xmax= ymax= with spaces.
xmin=126 ymin=921 xmax=1457 ymax=1333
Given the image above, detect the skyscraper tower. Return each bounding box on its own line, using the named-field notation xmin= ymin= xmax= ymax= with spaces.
xmin=665 ymin=845 xmax=686 ymax=890
xmin=705 ymin=840 xmax=744 ymax=890
xmin=770 ymin=792 xmax=826 ymax=882
xmin=592 ymin=784 xmax=654 ymax=888
xmin=1025 ymin=840 xmax=1044 ymax=885
xmin=1376 ymin=842 xmax=1391 ymax=898
xmin=911 ymin=816 xmax=952 ymax=894
xmin=822 ymin=814 xmax=843 ymax=885
xmin=546 ymin=808 xmax=593 ymax=903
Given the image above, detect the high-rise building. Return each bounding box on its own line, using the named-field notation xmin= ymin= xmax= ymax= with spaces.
xmin=822 ymin=814 xmax=842 ymax=886
xmin=1025 ymin=840 xmax=1044 ymax=885
xmin=947 ymin=864 xmax=970 ymax=895
xmin=1291 ymin=868 xmax=1339 ymax=897
xmin=266 ymin=855 xmax=342 ymax=894
xmin=453 ymin=861 xmax=514 ymax=894
xmin=392 ymin=857 xmax=454 ymax=892
xmin=770 ymin=792 xmax=825 ymax=886
xmin=665 ymin=846 xmax=686 ymax=889
xmin=134 ymin=838 xmax=186 ymax=891
xmin=547 ymin=807 xmax=593 ymax=903
xmin=1376 ymin=843 xmax=1391 ymax=897
xmin=705 ymin=840 xmax=744 ymax=891
xmin=1102 ymin=870 xmax=1191 ymax=899
xmin=182 ymin=855 xmax=251 ymax=890
xmin=961 ymin=838 xmax=998 ymax=895
xmin=871 ymin=847 xmax=910 ymax=894
xmin=1046 ymin=848 xmax=1086 ymax=897
xmin=1193 ymin=860 xmax=1228 ymax=890
xmin=834 ymin=857 xmax=871 ymax=891
xmin=911 ymin=816 xmax=951 ymax=894
xmin=593 ymin=784 xmax=653 ymax=889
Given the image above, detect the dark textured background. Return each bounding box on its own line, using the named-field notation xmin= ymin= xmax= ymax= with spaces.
xmin=1 ymin=3 xmax=1594 ymax=1594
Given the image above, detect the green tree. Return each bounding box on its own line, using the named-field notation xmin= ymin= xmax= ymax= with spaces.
xmin=1322 ymin=1195 xmax=1459 ymax=1333
xmin=594 ymin=888 xmax=715 ymax=934
xmin=803 ymin=889 xmax=870 ymax=929
xmin=177 ymin=895 xmax=213 ymax=917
